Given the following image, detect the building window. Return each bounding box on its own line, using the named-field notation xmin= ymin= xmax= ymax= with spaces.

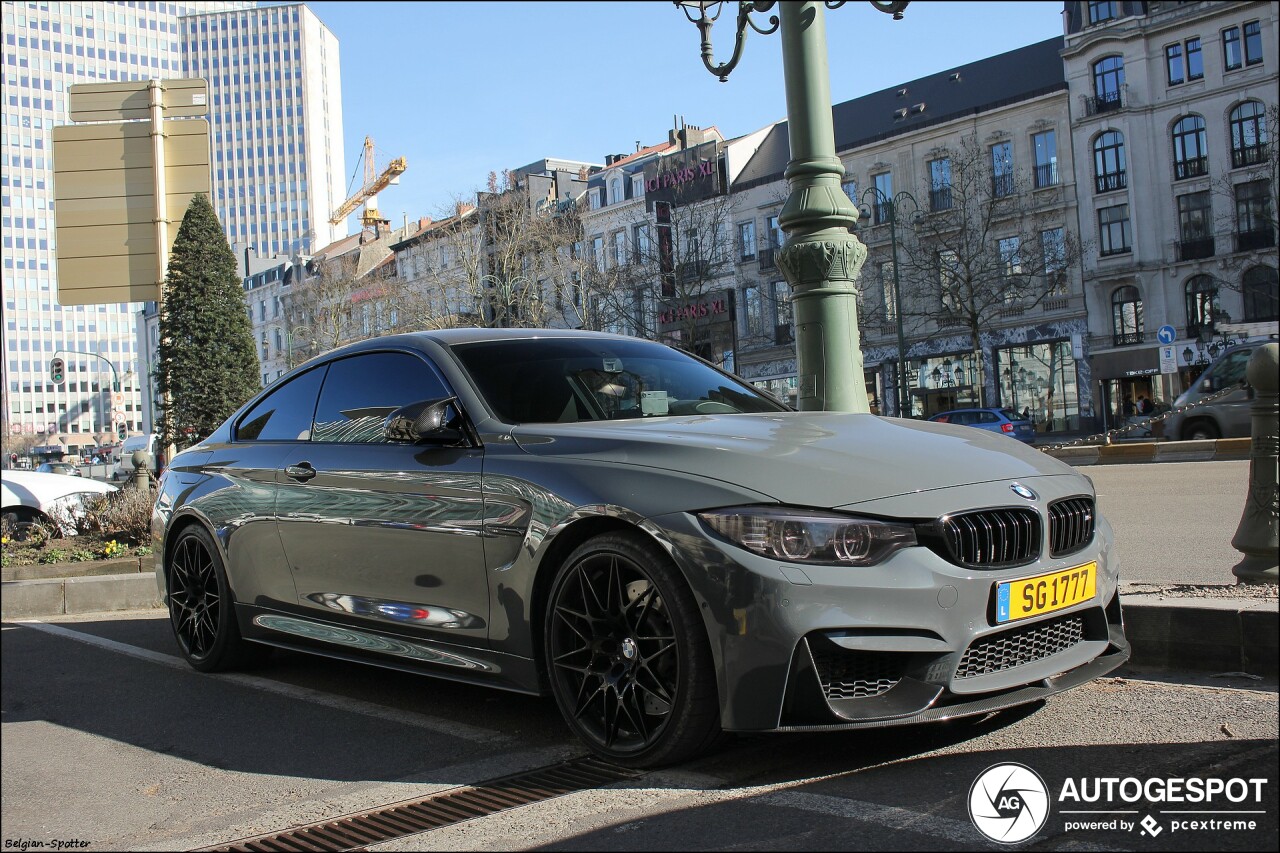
xmin=743 ymin=283 xmax=765 ymax=338
xmin=589 ymin=189 xmax=602 ymax=210
xmin=1041 ymin=227 xmax=1068 ymax=293
xmin=873 ymin=172 xmax=893 ymax=223
xmin=990 ymin=142 xmax=1014 ymax=197
xmin=1184 ymin=274 xmax=1218 ymax=338
xmin=772 ymin=281 xmax=793 ymax=344
xmin=938 ymin=249 xmax=960 ymax=312
xmin=633 ymin=223 xmax=652 ymax=263
xmin=1166 ymin=43 xmax=1184 ymax=85
xmin=1098 ymin=204 xmax=1131 ymax=256
xmin=1243 ymin=20 xmax=1263 ymax=65
xmin=738 ymin=221 xmax=756 ymax=261
xmin=1091 ymin=55 xmax=1124 ymax=113
xmin=766 ymin=215 xmax=784 ymax=249
xmin=1186 ymin=37 xmax=1204 ymax=80
xmin=1172 ymin=115 xmax=1208 ymax=179
xmin=1229 ymin=100 xmax=1269 ymax=168
xmin=878 ymin=261 xmax=898 ymax=321
xmin=1176 ymin=191 xmax=1214 ymax=261
xmin=841 ymin=179 xmax=857 ymax=203
xmin=1223 ymin=26 xmax=1242 ymax=71
xmin=1235 ymin=179 xmax=1275 ymax=251
xmin=608 ymin=177 xmax=622 ymax=205
xmin=1243 ymin=266 xmax=1279 ymax=321
xmin=590 ymin=235 xmax=604 ymax=273
xmin=1111 ymin=285 xmax=1143 ymax=345
xmin=630 ymin=174 xmax=644 ymax=199
xmin=929 ymin=157 xmax=952 ymax=210
xmin=1093 ymin=130 xmax=1127 ymax=193
xmin=612 ymin=230 xmax=627 ymax=266
xmin=999 ymin=236 xmax=1023 ymax=277
xmin=1088 ymin=0 xmax=1118 ymax=25
xmin=1032 ymin=130 xmax=1057 ymax=188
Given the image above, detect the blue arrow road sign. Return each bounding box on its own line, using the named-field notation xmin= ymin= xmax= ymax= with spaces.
xmin=1157 ymin=324 xmax=1177 ymax=345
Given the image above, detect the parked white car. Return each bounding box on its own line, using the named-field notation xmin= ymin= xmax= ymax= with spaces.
xmin=1 ymin=470 xmax=118 ymax=540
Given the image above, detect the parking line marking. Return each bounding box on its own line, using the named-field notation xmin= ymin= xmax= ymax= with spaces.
xmin=16 ymin=620 xmax=512 ymax=746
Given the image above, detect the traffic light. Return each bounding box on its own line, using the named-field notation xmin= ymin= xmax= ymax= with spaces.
xmin=116 ymin=421 xmax=128 ymax=440
xmin=50 ymin=357 xmax=65 ymax=384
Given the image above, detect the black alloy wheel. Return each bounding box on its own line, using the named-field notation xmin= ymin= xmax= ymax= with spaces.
xmin=545 ymin=532 xmax=721 ymax=767
xmin=167 ymin=525 xmax=261 ymax=672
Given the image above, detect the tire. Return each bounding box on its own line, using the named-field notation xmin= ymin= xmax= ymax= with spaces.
xmin=1 ymin=508 xmax=53 ymax=544
xmin=1183 ymin=420 xmax=1220 ymax=441
xmin=544 ymin=531 xmax=722 ymax=768
xmin=166 ymin=525 xmax=264 ymax=672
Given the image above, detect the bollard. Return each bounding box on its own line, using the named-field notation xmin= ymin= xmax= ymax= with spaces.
xmin=131 ymin=449 xmax=150 ymax=493
xmin=1231 ymin=343 xmax=1279 ymax=584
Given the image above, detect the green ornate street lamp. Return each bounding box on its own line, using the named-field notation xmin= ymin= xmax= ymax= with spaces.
xmin=674 ymin=0 xmax=909 ymax=412
xmin=858 ymin=186 xmax=919 ymax=417
xmin=284 ymin=324 xmax=314 ymax=370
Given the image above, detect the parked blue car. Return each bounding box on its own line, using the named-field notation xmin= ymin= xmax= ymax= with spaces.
xmin=928 ymin=407 xmax=1036 ymax=444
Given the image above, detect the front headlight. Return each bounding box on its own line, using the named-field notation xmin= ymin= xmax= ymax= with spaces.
xmin=698 ymin=506 xmax=918 ymax=567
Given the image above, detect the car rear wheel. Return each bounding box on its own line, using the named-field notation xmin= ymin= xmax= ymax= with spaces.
xmin=545 ymin=531 xmax=721 ymax=768
xmin=167 ymin=525 xmax=264 ymax=672
xmin=1183 ymin=420 xmax=1220 ymax=441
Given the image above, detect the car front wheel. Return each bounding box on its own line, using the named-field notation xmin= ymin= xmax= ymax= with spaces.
xmin=545 ymin=531 xmax=722 ymax=768
xmin=1183 ymin=420 xmax=1220 ymax=441
xmin=167 ymin=524 xmax=263 ymax=672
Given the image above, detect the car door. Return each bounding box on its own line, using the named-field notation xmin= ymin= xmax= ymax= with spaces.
xmin=276 ymin=349 xmax=490 ymax=644
xmin=205 ymin=364 xmax=329 ymax=609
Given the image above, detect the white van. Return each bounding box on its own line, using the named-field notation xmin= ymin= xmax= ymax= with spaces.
xmin=113 ymin=433 xmax=159 ymax=480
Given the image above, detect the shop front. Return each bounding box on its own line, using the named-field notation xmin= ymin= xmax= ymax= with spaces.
xmin=994 ymin=340 xmax=1084 ymax=435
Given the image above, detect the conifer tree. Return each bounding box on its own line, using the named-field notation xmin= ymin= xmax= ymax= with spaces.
xmin=156 ymin=193 xmax=260 ymax=447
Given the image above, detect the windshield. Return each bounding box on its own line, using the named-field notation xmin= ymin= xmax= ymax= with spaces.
xmin=452 ymin=338 xmax=789 ymax=424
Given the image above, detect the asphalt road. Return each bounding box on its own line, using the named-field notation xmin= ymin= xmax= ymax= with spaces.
xmin=3 ymin=609 xmax=1275 ymax=852
xmin=1084 ymin=460 xmax=1251 ymax=586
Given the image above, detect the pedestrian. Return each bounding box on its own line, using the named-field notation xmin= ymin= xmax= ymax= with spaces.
xmin=1122 ymin=394 xmax=1135 ymax=422
xmin=1137 ymin=394 xmax=1152 ymax=416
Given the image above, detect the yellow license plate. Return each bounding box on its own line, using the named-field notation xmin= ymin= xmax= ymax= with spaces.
xmin=997 ymin=562 xmax=1097 ymax=623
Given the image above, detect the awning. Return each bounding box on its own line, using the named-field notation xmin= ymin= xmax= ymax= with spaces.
xmin=1090 ymin=347 xmax=1159 ymax=379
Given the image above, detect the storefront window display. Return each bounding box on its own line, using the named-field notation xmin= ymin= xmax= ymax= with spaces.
xmin=906 ymin=354 xmax=981 ymax=417
xmin=996 ymin=342 xmax=1081 ymax=433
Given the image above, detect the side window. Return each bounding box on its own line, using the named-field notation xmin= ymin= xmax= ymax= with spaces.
xmin=236 ymin=366 xmax=326 ymax=441
xmin=1212 ymin=350 xmax=1251 ymax=387
xmin=311 ymin=351 xmax=451 ymax=444
xmin=978 ymin=411 xmax=1000 ymax=424
xmin=950 ymin=412 xmax=973 ymax=425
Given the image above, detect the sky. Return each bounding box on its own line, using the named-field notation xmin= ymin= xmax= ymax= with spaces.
xmin=296 ymin=1 xmax=1065 ymax=224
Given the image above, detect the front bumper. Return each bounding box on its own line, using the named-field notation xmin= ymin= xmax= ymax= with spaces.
xmin=649 ymin=480 xmax=1129 ymax=733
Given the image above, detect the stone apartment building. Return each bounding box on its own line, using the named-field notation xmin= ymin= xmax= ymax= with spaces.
xmin=1062 ymin=0 xmax=1279 ymax=430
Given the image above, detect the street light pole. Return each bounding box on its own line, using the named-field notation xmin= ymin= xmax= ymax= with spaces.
xmin=284 ymin=324 xmax=313 ymax=370
xmin=674 ymin=0 xmax=909 ymax=411
xmin=859 ymin=187 xmax=917 ymax=417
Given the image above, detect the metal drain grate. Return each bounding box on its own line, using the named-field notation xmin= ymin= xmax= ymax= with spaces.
xmin=202 ymin=757 xmax=640 ymax=852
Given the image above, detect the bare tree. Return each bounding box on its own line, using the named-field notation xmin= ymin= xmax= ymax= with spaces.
xmin=285 ymin=252 xmax=364 ymax=356
xmin=582 ymin=186 xmax=741 ymax=359
xmin=894 ymin=134 xmax=1085 ymax=404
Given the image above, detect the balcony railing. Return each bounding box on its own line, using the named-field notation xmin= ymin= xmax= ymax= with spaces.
xmin=929 ymin=187 xmax=953 ymax=211
xmin=1086 ymin=90 xmax=1123 ymax=116
xmin=1095 ymin=171 xmax=1127 ymax=193
xmin=1232 ymin=144 xmax=1269 ymax=169
xmin=991 ymin=174 xmax=1016 ymax=198
xmin=1236 ymin=228 xmax=1277 ymax=252
xmin=1174 ymin=157 xmax=1208 ymax=180
xmin=1034 ymin=163 xmax=1059 ymax=188
xmin=758 ymin=247 xmax=776 ymax=270
xmin=678 ymin=259 xmax=710 ymax=282
xmin=1100 ymin=243 xmax=1132 ymax=258
xmin=1177 ymin=237 xmax=1215 ymax=261
xmin=874 ymin=202 xmax=892 ymax=225
xmin=1113 ymin=331 xmax=1144 ymax=346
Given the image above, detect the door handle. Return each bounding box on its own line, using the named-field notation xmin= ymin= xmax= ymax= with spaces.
xmin=285 ymin=462 xmax=317 ymax=482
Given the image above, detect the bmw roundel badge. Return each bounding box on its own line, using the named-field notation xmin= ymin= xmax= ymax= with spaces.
xmin=1010 ymin=483 xmax=1037 ymax=501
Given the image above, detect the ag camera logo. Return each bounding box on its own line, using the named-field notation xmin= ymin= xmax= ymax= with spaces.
xmin=969 ymin=763 xmax=1051 ymax=844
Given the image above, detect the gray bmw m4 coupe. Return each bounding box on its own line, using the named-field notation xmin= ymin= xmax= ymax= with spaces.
xmin=154 ymin=329 xmax=1129 ymax=767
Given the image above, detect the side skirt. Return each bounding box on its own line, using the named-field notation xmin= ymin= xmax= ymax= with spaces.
xmin=236 ymin=603 xmax=546 ymax=696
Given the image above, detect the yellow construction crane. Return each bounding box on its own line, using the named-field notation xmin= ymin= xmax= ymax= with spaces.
xmin=329 ymin=136 xmax=407 ymax=229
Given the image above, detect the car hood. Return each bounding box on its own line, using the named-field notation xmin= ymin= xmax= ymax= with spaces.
xmin=509 ymin=412 xmax=1076 ymax=507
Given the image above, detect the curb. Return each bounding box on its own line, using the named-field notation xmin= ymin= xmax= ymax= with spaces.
xmin=3 ymin=575 xmax=1275 ymax=679
xmin=1 ymin=572 xmax=161 ymax=618
xmin=1 ymin=555 xmax=149 ymax=582
xmin=1042 ymin=437 xmax=1251 ymax=466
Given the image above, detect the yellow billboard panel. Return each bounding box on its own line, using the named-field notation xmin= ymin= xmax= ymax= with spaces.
xmin=67 ymin=78 xmax=208 ymax=123
xmin=53 ymin=118 xmax=210 ymax=306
